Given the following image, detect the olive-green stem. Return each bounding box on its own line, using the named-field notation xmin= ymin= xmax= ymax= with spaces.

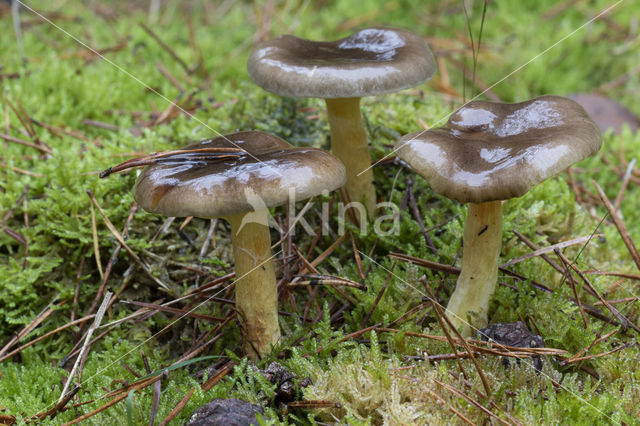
xmin=445 ymin=201 xmax=503 ymax=337
xmin=226 ymin=210 xmax=281 ymax=359
xmin=325 ymin=97 xmax=377 ymax=219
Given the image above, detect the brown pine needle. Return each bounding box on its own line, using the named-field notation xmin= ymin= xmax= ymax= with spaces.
xmin=561 ymin=329 xmax=618 ymax=365
xmin=0 ymin=162 xmax=45 ymax=177
xmin=425 ymin=283 xmax=492 ymax=397
xmin=555 ymin=248 xmax=639 ymax=333
xmin=121 ymin=300 xmax=224 ymax=322
xmin=593 ymin=180 xmax=640 ymax=271
xmin=562 ymin=342 xmax=635 ymax=365
xmin=99 ymin=147 xmax=245 ymax=178
xmin=0 ymin=315 xmax=95 ymax=363
xmin=350 ymin=232 xmax=366 ymax=280
xmin=86 ymin=190 xmax=169 ymax=290
xmin=201 ymin=362 xmax=234 ymax=391
xmin=378 ymin=328 xmax=567 ymax=357
xmin=62 ymin=389 xmax=133 ymax=425
xmin=0 ymin=132 xmax=52 ymax=153
xmin=555 ymin=248 xmax=589 ymax=329
xmin=159 ymin=388 xmax=196 ymax=426
xmin=286 ymin=400 xmax=342 ymax=409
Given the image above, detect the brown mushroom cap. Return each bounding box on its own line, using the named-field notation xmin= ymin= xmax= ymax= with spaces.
xmin=247 ymin=27 xmax=436 ymax=99
xmin=395 ymin=95 xmax=602 ymax=203
xmin=134 ymin=131 xmax=346 ymax=218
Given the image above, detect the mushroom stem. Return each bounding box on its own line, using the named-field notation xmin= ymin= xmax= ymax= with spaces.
xmin=226 ymin=210 xmax=281 ymax=359
xmin=325 ymin=97 xmax=377 ymax=219
xmin=445 ymin=200 xmax=503 ymax=337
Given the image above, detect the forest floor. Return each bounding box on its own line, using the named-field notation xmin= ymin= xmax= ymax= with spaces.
xmin=1 ymin=0 xmax=639 ymax=424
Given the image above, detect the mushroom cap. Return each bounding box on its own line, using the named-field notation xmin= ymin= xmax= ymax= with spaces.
xmin=395 ymin=95 xmax=602 ymax=203
xmin=247 ymin=27 xmax=436 ymax=99
xmin=134 ymin=131 xmax=346 ymax=218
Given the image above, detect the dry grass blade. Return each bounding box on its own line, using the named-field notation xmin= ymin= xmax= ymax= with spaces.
xmin=0 ymin=298 xmax=60 ymax=357
xmin=159 ymin=388 xmax=196 ymax=426
xmin=99 ymin=147 xmax=245 ymax=177
xmin=378 ymin=328 xmax=567 ymax=357
xmin=58 ymin=292 xmax=112 ymax=403
xmin=512 ymin=230 xmax=564 ymax=273
xmin=90 ymin=202 xmax=104 ymax=280
xmin=613 ymin=158 xmax=636 ymax=212
xmin=290 ymin=274 xmax=365 ymax=289
xmin=592 ymin=180 xmax=640 ymax=271
xmin=502 ymin=234 xmax=602 ymax=267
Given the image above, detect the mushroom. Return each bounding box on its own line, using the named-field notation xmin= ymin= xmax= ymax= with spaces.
xmin=395 ymin=95 xmax=602 ymax=336
xmin=134 ymin=131 xmax=346 ymax=358
xmin=247 ymin=27 xmax=436 ymax=218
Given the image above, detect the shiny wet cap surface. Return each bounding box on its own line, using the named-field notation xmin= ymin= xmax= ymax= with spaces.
xmin=247 ymin=27 xmax=436 ymax=98
xmin=395 ymin=95 xmax=602 ymax=203
xmin=134 ymin=131 xmax=346 ymax=218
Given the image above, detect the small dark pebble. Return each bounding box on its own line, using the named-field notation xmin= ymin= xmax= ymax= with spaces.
xmin=186 ymin=398 xmax=264 ymax=426
xmin=478 ymin=321 xmax=544 ymax=372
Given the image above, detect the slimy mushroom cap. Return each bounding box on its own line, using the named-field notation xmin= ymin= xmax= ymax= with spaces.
xmin=135 ymin=131 xmax=346 ymax=218
xmin=247 ymin=27 xmax=436 ymax=99
xmin=395 ymin=95 xmax=602 ymax=204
